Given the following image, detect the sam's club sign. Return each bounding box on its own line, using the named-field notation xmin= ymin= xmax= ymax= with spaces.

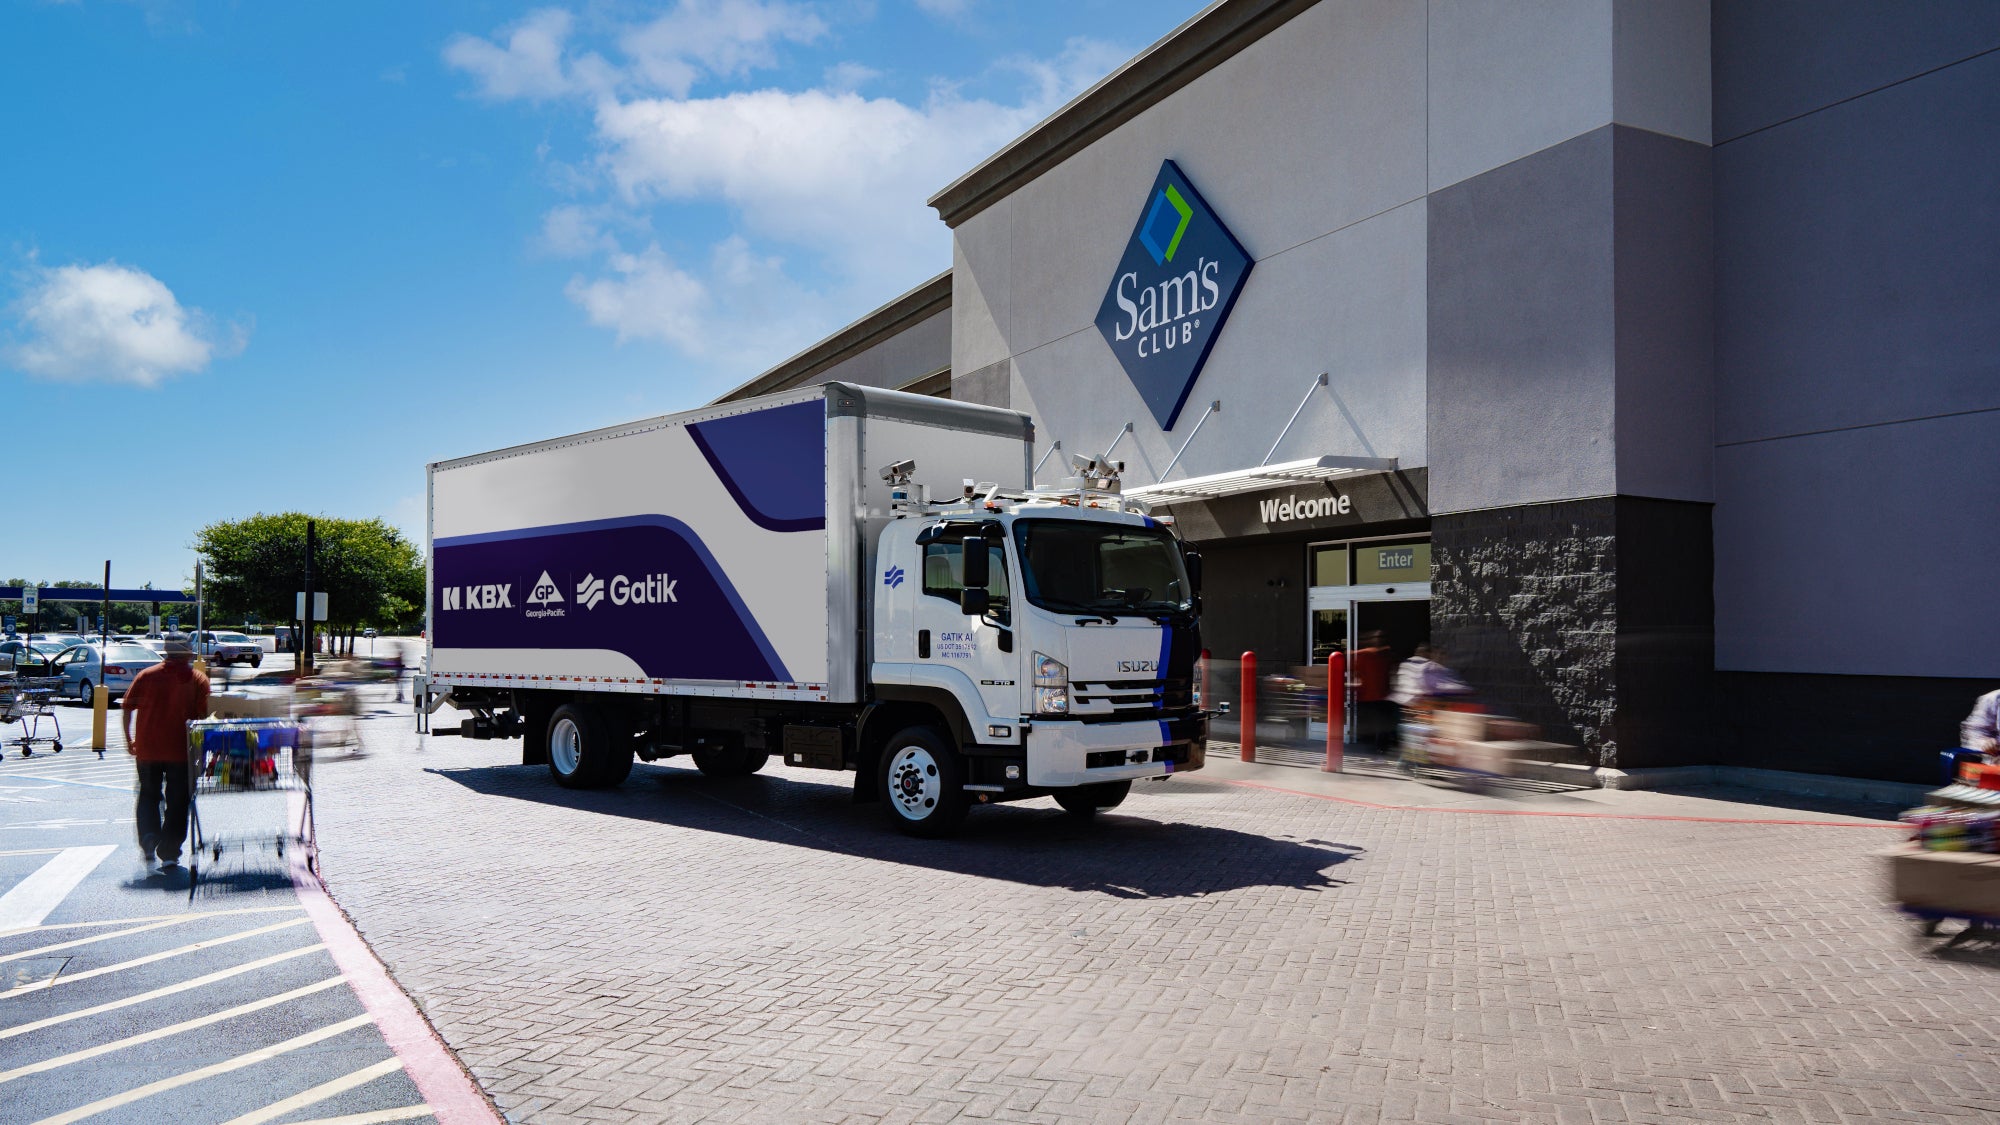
xmin=1095 ymin=160 xmax=1252 ymax=430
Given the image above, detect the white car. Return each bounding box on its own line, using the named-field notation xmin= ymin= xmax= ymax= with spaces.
xmin=196 ymin=631 xmax=263 ymax=667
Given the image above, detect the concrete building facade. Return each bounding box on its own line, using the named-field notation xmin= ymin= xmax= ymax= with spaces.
xmin=717 ymin=0 xmax=2000 ymax=783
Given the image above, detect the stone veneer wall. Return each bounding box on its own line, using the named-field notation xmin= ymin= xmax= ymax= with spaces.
xmin=1431 ymin=499 xmax=1619 ymax=766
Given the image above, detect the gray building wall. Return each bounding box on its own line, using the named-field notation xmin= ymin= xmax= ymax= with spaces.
xmin=1707 ymin=2 xmax=2000 ymax=779
xmin=1712 ymin=4 xmax=2000 ymax=684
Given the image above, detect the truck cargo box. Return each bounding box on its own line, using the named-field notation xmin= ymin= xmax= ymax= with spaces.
xmin=426 ymin=382 xmax=1033 ymax=705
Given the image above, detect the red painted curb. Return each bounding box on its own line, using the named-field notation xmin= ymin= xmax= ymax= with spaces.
xmin=1220 ymin=778 xmax=1906 ymax=828
xmin=291 ymin=864 xmax=504 ymax=1125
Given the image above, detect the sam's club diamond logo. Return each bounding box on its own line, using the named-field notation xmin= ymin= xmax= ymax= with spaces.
xmin=1095 ymin=160 xmax=1252 ymax=430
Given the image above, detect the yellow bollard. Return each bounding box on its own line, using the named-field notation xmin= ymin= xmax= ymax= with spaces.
xmin=91 ymin=684 xmax=109 ymax=750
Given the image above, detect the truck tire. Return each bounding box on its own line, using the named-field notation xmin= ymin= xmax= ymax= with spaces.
xmin=547 ymin=703 xmax=619 ymax=789
xmin=879 ymin=725 xmax=969 ymax=837
xmin=1054 ymin=780 xmax=1131 ymax=818
xmin=692 ymin=745 xmax=768 ymax=778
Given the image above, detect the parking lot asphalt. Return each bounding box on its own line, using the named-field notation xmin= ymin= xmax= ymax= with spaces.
xmin=0 ymin=701 xmax=478 ymax=1125
xmin=288 ymin=688 xmax=2000 ymax=1125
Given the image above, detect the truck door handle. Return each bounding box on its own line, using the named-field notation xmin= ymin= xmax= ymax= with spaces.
xmin=918 ymin=629 xmax=930 ymax=658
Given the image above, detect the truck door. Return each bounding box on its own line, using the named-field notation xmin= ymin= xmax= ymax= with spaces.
xmin=912 ymin=534 xmax=1021 ymax=721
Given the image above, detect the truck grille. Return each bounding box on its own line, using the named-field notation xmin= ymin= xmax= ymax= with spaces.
xmin=1071 ymin=678 xmax=1192 ymax=722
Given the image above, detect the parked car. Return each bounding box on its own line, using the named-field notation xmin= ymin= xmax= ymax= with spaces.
xmin=1 ymin=638 xmax=67 ymax=673
xmin=51 ymin=643 xmax=163 ymax=703
xmin=128 ymin=637 xmax=170 ymax=656
xmin=195 ymin=631 xmax=262 ymax=667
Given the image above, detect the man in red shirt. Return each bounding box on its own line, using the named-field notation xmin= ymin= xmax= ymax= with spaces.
xmin=121 ymin=639 xmax=210 ymax=866
xmin=1352 ymin=631 xmax=1395 ymax=752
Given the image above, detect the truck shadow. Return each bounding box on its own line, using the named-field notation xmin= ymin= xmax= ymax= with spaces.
xmin=430 ymin=763 xmax=1362 ymax=899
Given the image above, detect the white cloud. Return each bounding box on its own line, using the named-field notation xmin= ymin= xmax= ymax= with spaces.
xmin=620 ymin=0 xmax=827 ymax=97
xmin=443 ymin=8 xmax=595 ymax=101
xmin=565 ymin=237 xmax=831 ymax=369
xmin=445 ymin=0 xmax=826 ymax=102
xmin=4 ymin=259 xmax=243 ymax=387
xmin=448 ymin=3 xmax=1127 ymax=376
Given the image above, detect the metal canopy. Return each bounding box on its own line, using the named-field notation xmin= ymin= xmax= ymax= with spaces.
xmin=0 ymin=587 xmax=199 ymax=604
xmin=1121 ymin=455 xmax=1399 ymax=506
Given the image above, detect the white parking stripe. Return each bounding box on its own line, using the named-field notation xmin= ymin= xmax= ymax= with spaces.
xmin=0 ymin=943 xmax=327 ymax=1040
xmin=0 ymin=903 xmax=302 ymax=939
xmin=29 ymin=1013 xmax=375 ymax=1125
xmin=0 ymin=917 xmax=312 ymax=998
xmin=5 ymin=775 xmax=131 ymax=792
xmin=219 ymin=1057 xmax=408 ymax=1125
xmin=0 ymin=846 xmax=116 ymax=930
xmin=0 ymin=848 xmax=64 ymax=858
xmin=276 ymin=1109 xmax=433 ymax=1125
xmin=0 ymin=977 xmax=347 ymax=1085
xmin=0 ymin=917 xmax=187 ymax=963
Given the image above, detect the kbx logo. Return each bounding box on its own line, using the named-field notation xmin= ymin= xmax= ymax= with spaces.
xmin=441 ymin=583 xmax=512 ymax=611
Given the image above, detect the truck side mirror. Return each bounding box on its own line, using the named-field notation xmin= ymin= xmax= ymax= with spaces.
xmin=959 ymin=535 xmax=989 ymax=616
xmin=1184 ymin=549 xmax=1203 ymax=595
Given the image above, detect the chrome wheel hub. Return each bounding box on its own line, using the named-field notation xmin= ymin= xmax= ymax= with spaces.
xmin=550 ymin=717 xmax=583 ymax=776
xmin=887 ymin=745 xmax=941 ymax=820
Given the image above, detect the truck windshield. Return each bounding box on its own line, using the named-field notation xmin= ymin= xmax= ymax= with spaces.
xmin=1012 ymin=519 xmax=1192 ymax=616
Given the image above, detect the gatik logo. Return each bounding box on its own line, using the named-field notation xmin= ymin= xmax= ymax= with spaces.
xmin=577 ymin=574 xmax=606 ymax=611
xmin=610 ymin=573 xmax=677 ymax=606
xmin=883 ymin=565 xmax=905 ymax=589
xmin=440 ymin=584 xmax=511 ymax=612
xmin=1095 ymin=160 xmax=1252 ymax=431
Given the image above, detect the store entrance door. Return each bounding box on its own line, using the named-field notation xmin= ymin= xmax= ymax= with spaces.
xmin=1350 ymin=598 xmax=1430 ymax=751
xmin=1305 ymin=588 xmax=1431 ymax=745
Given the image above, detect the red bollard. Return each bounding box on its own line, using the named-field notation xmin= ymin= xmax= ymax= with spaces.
xmin=1198 ymin=648 xmax=1211 ymax=715
xmin=1238 ymin=650 xmax=1257 ymax=762
xmin=1322 ymin=650 xmax=1346 ymax=773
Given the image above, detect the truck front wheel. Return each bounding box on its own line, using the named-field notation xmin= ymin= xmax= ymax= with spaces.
xmin=547 ymin=703 xmax=626 ymax=789
xmin=879 ymin=726 xmax=969 ymax=837
xmin=1054 ymin=780 xmax=1131 ymax=817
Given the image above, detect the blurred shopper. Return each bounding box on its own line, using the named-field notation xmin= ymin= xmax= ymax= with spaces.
xmin=120 ymin=638 xmax=210 ymax=867
xmin=1963 ymin=689 xmax=1999 ymax=755
xmin=1352 ymin=631 xmax=1395 ymax=752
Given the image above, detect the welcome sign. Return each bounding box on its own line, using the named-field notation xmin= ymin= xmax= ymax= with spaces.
xmin=1095 ymin=160 xmax=1253 ymax=430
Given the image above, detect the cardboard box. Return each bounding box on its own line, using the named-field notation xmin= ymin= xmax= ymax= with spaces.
xmin=1884 ymin=845 xmax=2000 ymax=917
xmin=1430 ymin=710 xmax=1488 ymax=742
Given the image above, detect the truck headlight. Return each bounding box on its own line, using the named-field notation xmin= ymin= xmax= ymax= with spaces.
xmin=1033 ymin=652 xmax=1068 ymax=715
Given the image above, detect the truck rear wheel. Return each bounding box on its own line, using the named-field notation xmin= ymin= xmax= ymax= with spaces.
xmin=879 ymin=726 xmax=968 ymax=837
xmin=1054 ymin=780 xmax=1131 ymax=817
xmin=547 ymin=703 xmax=625 ymax=789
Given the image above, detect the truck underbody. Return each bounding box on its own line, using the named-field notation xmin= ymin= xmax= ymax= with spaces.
xmin=427 ymin=683 xmax=1205 ymax=834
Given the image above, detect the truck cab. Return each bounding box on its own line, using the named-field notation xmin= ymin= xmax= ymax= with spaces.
xmin=863 ymin=471 xmax=1207 ymax=833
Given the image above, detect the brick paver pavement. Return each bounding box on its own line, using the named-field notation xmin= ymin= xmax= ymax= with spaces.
xmin=308 ymin=694 xmax=2000 ymax=1123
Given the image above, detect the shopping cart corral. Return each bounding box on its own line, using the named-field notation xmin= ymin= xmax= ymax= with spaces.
xmin=2 ymin=673 xmax=68 ymax=758
xmin=186 ymin=718 xmax=317 ymax=898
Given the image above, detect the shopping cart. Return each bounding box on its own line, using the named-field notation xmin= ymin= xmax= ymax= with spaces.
xmin=186 ymin=718 xmax=316 ymax=898
xmin=2 ymin=675 xmax=67 ymax=758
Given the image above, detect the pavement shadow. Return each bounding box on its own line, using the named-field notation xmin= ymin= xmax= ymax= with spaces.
xmin=431 ymin=764 xmax=1361 ymax=899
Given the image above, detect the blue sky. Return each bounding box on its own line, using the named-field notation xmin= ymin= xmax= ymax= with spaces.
xmin=1 ymin=0 xmax=1201 ymax=591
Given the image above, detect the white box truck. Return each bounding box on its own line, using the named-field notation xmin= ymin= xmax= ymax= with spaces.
xmin=419 ymin=382 xmax=1207 ymax=835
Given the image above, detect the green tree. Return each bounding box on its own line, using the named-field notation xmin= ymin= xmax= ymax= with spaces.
xmin=194 ymin=514 xmax=425 ymax=647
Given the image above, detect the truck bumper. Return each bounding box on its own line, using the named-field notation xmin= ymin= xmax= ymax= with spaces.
xmin=1024 ymin=713 xmax=1207 ymax=788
